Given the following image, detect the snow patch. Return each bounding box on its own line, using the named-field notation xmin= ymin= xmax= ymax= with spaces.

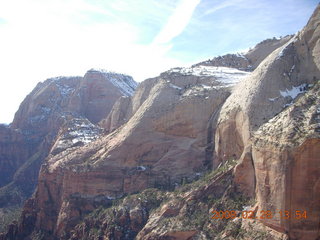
xmin=89 ymin=69 xmax=138 ymax=96
xmin=280 ymin=84 xmax=307 ymax=99
xmin=169 ymin=83 xmax=182 ymax=90
xmin=242 ymin=205 xmax=252 ymax=211
xmin=268 ymin=97 xmax=278 ymax=102
xmin=202 ymin=84 xmax=212 ymax=89
xmin=276 ymin=35 xmax=297 ymax=60
xmin=289 ymin=64 xmax=295 ymax=76
xmin=56 ymin=118 xmax=103 ymax=151
xmin=236 ymin=52 xmax=247 ymax=59
xmin=41 ymin=106 xmax=51 ymax=114
xmin=137 ymin=166 xmax=147 ymax=171
xmin=55 ymin=82 xmax=75 ymax=96
xmin=168 ymin=66 xmax=249 ymax=87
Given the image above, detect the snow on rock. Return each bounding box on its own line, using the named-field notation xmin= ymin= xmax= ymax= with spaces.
xmin=168 ymin=66 xmax=249 ymax=86
xmin=46 ymin=76 xmax=79 ymax=96
xmin=182 ymin=84 xmax=215 ymax=98
xmin=236 ymin=52 xmax=247 ymax=59
xmin=89 ymin=69 xmax=138 ymax=96
xmin=280 ymin=84 xmax=308 ymax=100
xmin=56 ymin=83 xmax=75 ymax=96
xmin=276 ymin=35 xmax=298 ymax=60
xmin=52 ymin=118 xmax=103 ymax=155
xmin=169 ymin=83 xmax=182 ymax=90
xmin=268 ymin=97 xmax=279 ymax=102
xmin=66 ymin=118 xmax=102 ymax=144
xmin=202 ymin=84 xmax=212 ymax=89
xmin=136 ymin=166 xmax=147 ymax=171
xmin=289 ymin=64 xmax=295 ymax=76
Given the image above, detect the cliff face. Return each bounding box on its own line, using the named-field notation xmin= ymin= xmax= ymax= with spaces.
xmin=214 ymin=4 xmax=320 ymax=239
xmin=1 ymin=5 xmax=320 ymax=240
xmin=0 ymin=70 xmax=137 ymax=208
xmin=252 ymin=84 xmax=320 ymax=240
xmin=215 ymin=4 xmax=320 ymax=163
xmin=79 ymin=70 xmax=137 ymax=124
xmin=28 ymin=66 xmax=249 ymax=238
xmin=0 ymin=125 xmax=34 ymax=189
xmin=194 ymin=35 xmax=292 ymax=71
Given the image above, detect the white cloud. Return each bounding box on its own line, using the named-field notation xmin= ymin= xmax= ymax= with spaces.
xmin=202 ymin=0 xmax=240 ymax=16
xmin=152 ymin=0 xmax=201 ymax=45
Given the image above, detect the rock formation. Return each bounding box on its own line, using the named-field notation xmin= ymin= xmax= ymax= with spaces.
xmin=24 ymin=65 xmax=249 ymax=239
xmin=214 ymin=4 xmax=320 ymax=240
xmin=253 ymin=83 xmax=320 ymax=240
xmin=0 ymin=4 xmax=319 ymax=240
xmin=194 ymin=35 xmax=292 ymax=71
xmin=0 ymin=70 xmax=137 ymax=209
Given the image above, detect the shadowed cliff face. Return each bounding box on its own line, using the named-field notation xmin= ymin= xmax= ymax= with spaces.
xmin=0 ymin=70 xmax=137 ymax=208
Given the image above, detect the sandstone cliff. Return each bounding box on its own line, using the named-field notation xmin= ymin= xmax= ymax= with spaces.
xmin=24 ymin=65 xmax=249 ymax=239
xmin=215 ymin=4 xmax=320 ymax=164
xmin=214 ymin=4 xmax=320 ymax=240
xmin=0 ymin=70 xmax=137 ymax=210
xmin=1 ymin=4 xmax=319 ymax=240
xmin=252 ymin=83 xmax=320 ymax=240
xmin=194 ymin=35 xmax=292 ymax=71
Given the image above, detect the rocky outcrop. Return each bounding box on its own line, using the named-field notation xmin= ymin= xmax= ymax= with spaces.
xmin=215 ymin=4 xmax=320 ymax=164
xmin=68 ymin=188 xmax=166 ymax=240
xmin=135 ymin=166 xmax=237 ymax=240
xmin=18 ymin=66 xmax=249 ymax=239
xmin=99 ymin=77 xmax=159 ymax=132
xmin=0 ymin=70 xmax=137 ymax=209
xmin=101 ymin=66 xmax=248 ymax=133
xmin=214 ymin=4 xmax=320 ymax=239
xmin=66 ymin=160 xmax=285 ymax=240
xmin=0 ymin=125 xmax=34 ymax=189
xmin=99 ymin=96 xmax=132 ymax=132
xmin=1 ymin=5 xmax=319 ymax=240
xmin=253 ymin=83 xmax=320 ymax=240
xmin=245 ymin=36 xmax=293 ymax=70
xmin=78 ymin=69 xmax=137 ymax=124
xmin=194 ymin=35 xmax=292 ymax=71
xmin=49 ymin=118 xmax=103 ymax=156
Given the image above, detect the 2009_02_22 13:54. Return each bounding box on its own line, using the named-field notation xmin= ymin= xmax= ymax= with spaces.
xmin=211 ymin=210 xmax=308 ymax=220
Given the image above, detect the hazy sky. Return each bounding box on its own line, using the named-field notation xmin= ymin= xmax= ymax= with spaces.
xmin=0 ymin=0 xmax=318 ymax=123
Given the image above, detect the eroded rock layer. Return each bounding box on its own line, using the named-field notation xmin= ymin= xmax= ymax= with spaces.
xmin=0 ymin=70 xmax=137 ymax=207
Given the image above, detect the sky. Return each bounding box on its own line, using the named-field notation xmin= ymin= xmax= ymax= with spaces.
xmin=0 ymin=0 xmax=318 ymax=124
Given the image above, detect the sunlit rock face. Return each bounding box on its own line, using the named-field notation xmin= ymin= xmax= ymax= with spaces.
xmin=1 ymin=5 xmax=320 ymax=240
xmin=252 ymin=84 xmax=320 ymax=240
xmin=23 ymin=64 xmax=250 ymax=238
xmin=194 ymin=35 xmax=292 ymax=71
xmin=215 ymin=4 xmax=320 ymax=239
xmin=0 ymin=70 xmax=137 ymax=207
